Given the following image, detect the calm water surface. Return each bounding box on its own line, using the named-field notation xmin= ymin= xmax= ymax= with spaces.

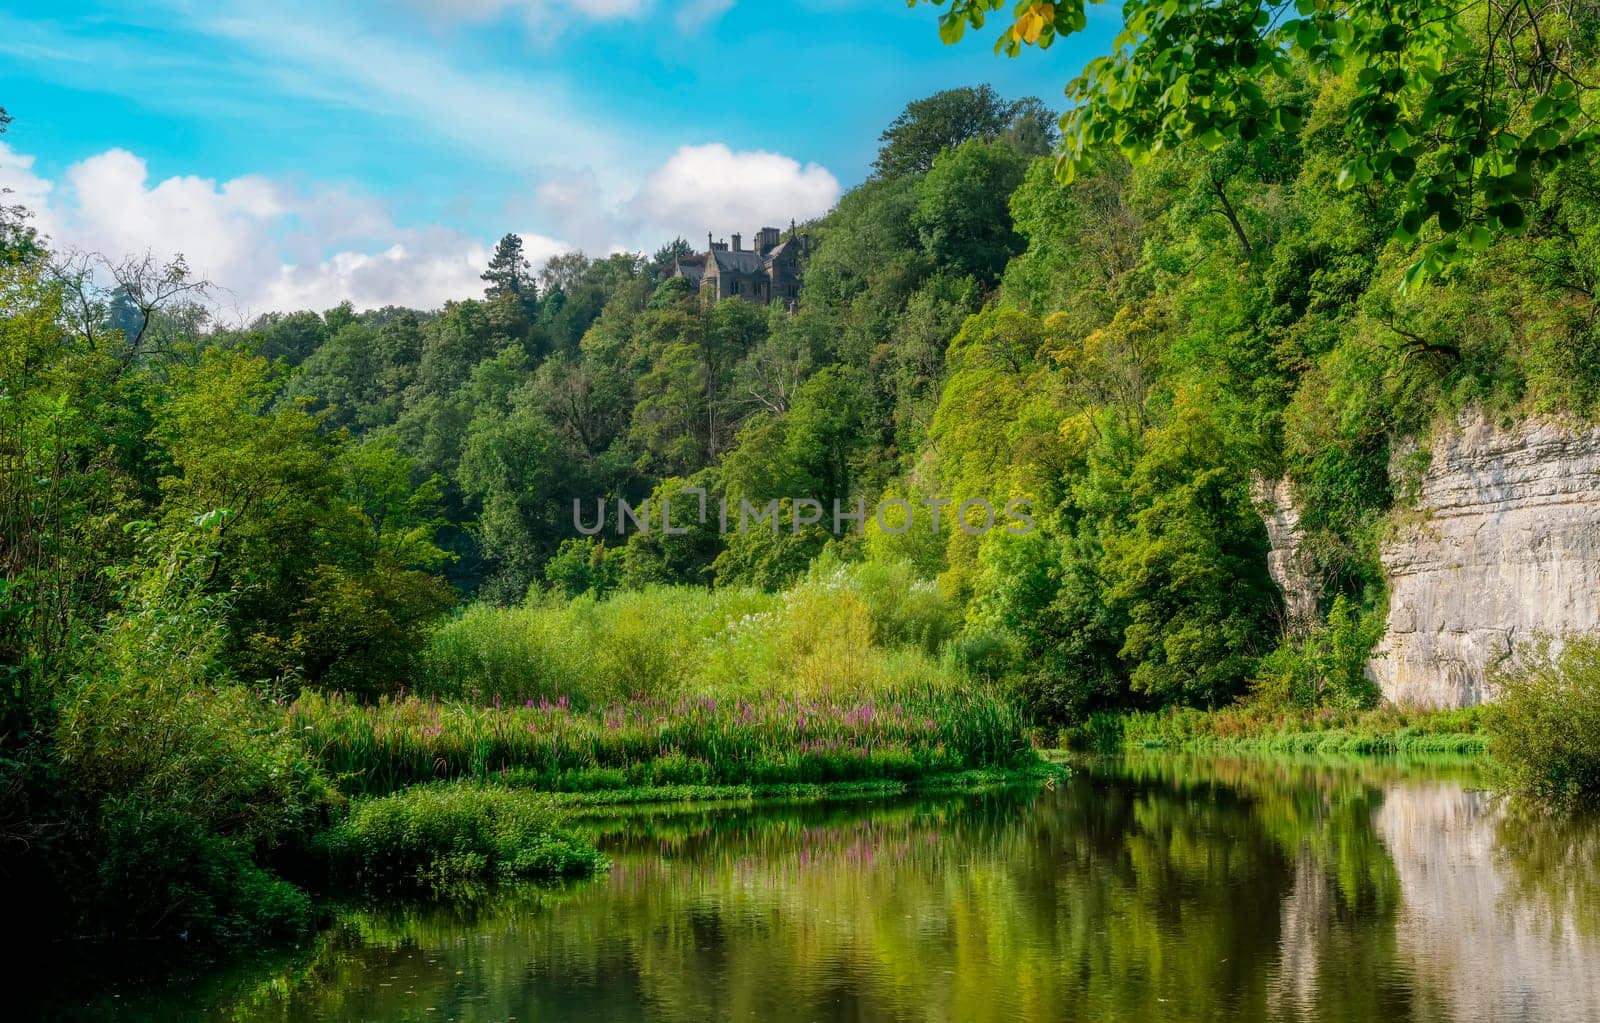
xmin=53 ymin=754 xmax=1600 ymax=1022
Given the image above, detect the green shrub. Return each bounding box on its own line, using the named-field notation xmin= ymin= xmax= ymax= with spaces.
xmin=319 ymin=783 xmax=605 ymax=891
xmin=1487 ymin=635 xmax=1600 ymax=800
xmin=85 ymin=797 xmax=311 ymax=944
xmin=33 ymin=534 xmax=335 ymax=946
xmin=1057 ymin=711 xmax=1127 ymax=752
xmin=1251 ymin=594 xmax=1385 ymax=710
xmin=1113 ymin=703 xmax=1486 ymax=755
xmin=56 ymin=675 xmax=333 ymax=854
xmin=423 ymin=586 xmax=779 ymax=705
xmin=541 ymin=537 xmax=622 ymax=599
xmin=849 ymin=558 xmax=955 ymax=657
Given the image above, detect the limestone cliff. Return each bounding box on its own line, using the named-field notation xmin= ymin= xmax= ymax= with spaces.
xmin=1261 ymin=410 xmax=1600 ymax=708
xmin=1371 ymin=411 xmax=1600 ymax=706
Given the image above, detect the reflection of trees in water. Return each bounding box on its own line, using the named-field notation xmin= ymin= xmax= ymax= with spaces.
xmin=1109 ymin=754 xmax=1413 ymax=1022
xmin=1493 ymin=798 xmax=1600 ymax=941
xmin=130 ymin=759 xmax=1600 ymax=1023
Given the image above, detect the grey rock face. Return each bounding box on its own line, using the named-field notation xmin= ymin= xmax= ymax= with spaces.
xmin=1370 ymin=410 xmax=1600 ymax=707
xmin=1255 ymin=475 xmax=1319 ymax=636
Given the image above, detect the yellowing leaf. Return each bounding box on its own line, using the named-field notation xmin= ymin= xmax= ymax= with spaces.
xmin=1011 ymin=3 xmax=1054 ymax=45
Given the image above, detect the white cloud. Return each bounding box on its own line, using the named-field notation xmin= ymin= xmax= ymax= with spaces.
xmin=0 ymin=141 xmax=570 ymax=315
xmin=0 ymin=142 xmax=54 ymax=216
xmin=531 ymin=168 xmax=630 ymax=256
xmin=256 ymin=226 xmax=559 ymax=311
xmin=0 ymin=136 xmax=842 ymax=315
xmin=627 ymin=143 xmax=841 ymax=241
xmin=62 ymin=149 xmax=285 ymax=277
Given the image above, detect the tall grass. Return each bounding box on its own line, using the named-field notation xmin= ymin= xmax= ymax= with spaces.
xmin=1080 ymin=704 xmax=1488 ymax=756
xmin=421 ymin=561 xmax=962 ymax=708
xmin=291 ymin=688 xmax=1033 ymax=797
xmin=316 ymin=783 xmax=605 ymax=892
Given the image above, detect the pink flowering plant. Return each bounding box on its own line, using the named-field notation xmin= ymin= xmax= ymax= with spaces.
xmin=290 ymin=687 xmax=1031 ymax=797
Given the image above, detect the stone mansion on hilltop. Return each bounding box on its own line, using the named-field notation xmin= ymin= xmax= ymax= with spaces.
xmin=669 ymin=224 xmax=810 ymax=308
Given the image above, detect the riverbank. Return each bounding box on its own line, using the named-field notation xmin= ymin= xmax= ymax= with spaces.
xmin=292 ymin=686 xmax=1046 ymax=889
xmin=1062 ymin=705 xmax=1490 ymax=757
xmin=291 ymin=688 xmax=1036 ymax=796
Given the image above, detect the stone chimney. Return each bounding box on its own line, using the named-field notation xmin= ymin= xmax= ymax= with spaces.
xmin=756 ymin=226 xmax=781 ymax=255
xmin=731 ymin=233 xmax=742 ymax=252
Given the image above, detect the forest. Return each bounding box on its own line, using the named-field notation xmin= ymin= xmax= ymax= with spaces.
xmin=7 ymin=0 xmax=1600 ymax=953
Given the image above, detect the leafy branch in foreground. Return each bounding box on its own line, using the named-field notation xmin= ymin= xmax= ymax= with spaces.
xmin=917 ymin=0 xmax=1600 ymax=279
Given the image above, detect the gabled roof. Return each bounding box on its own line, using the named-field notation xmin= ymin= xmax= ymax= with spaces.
xmin=709 ymin=249 xmax=764 ymax=274
xmin=670 ymin=255 xmax=706 ymax=285
xmin=765 ymin=238 xmax=802 ymax=262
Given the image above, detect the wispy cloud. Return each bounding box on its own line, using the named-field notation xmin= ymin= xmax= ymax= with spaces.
xmin=675 ymin=0 xmax=736 ymax=31
xmin=168 ymin=0 xmax=644 ymax=184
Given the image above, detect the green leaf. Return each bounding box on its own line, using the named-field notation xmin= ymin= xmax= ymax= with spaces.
xmin=1493 ymin=202 xmax=1526 ymax=230
xmin=1398 ymin=207 xmax=1423 ymax=239
xmin=1402 ymin=256 xmax=1429 ymax=289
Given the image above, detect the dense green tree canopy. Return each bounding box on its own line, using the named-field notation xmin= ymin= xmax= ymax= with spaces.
xmin=874 ymin=84 xmax=1056 ymax=177
xmin=921 ymin=0 xmax=1600 ymax=275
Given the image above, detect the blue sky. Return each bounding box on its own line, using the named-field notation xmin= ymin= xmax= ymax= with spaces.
xmin=0 ymin=1 xmax=1116 ymax=312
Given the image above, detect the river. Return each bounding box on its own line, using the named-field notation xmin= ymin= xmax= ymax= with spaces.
xmin=43 ymin=753 xmax=1600 ymax=1022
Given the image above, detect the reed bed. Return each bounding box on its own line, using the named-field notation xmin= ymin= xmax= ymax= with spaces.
xmin=291 ymin=688 xmax=1034 ymax=797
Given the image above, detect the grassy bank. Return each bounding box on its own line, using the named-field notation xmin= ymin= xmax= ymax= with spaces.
xmin=291 ymin=688 xmax=1037 ymax=797
xmin=1066 ymin=705 xmax=1490 ymax=757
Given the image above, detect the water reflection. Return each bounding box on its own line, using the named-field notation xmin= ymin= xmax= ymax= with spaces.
xmin=1377 ymin=784 xmax=1600 ymax=1022
xmin=53 ymin=755 xmax=1600 ymax=1022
